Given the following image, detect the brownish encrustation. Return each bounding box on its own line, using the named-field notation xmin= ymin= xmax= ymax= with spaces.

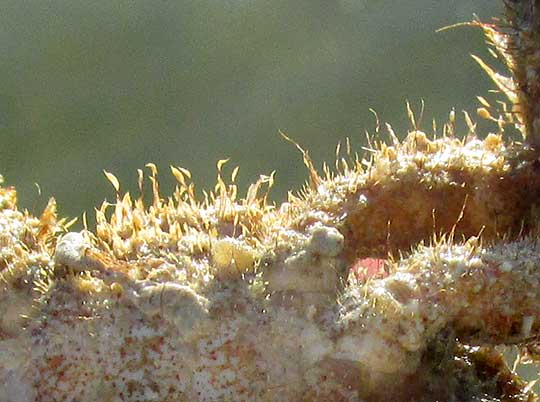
xmin=1 ymin=1 xmax=540 ymax=401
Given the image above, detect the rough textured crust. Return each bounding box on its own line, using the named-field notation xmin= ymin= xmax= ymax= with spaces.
xmin=2 ymin=1 xmax=540 ymax=401
xmin=1 ymin=126 xmax=540 ymax=401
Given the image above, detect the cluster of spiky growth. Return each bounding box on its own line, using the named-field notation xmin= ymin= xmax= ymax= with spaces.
xmin=2 ymin=2 xmax=540 ymax=402
xmin=475 ymin=0 xmax=540 ymax=147
xmin=1 ymin=124 xmax=540 ymax=401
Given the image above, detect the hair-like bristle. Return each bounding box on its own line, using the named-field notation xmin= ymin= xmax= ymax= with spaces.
xmin=476 ymin=1 xmax=540 ymax=147
xmin=1 ymin=2 xmax=540 ymax=401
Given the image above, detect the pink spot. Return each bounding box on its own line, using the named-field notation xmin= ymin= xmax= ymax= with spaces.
xmin=350 ymin=258 xmax=388 ymax=282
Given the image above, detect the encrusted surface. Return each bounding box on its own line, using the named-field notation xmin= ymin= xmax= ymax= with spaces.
xmin=3 ymin=2 xmax=540 ymax=401
xmin=1 ymin=127 xmax=540 ymax=401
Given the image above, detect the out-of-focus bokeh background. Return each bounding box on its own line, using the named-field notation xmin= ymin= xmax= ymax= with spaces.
xmin=1 ymin=0 xmax=503 ymax=220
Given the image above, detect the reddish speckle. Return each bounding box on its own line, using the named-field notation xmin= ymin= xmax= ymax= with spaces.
xmin=351 ymin=258 xmax=388 ymax=282
xmin=48 ymin=355 xmax=65 ymax=370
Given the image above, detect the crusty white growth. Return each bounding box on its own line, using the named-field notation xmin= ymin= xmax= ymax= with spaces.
xmin=0 ymin=134 xmax=538 ymax=401
xmin=2 ymin=125 xmax=539 ymax=401
xmin=308 ymin=225 xmax=344 ymax=257
xmin=264 ymin=225 xmax=345 ymax=297
xmin=134 ymin=282 xmax=210 ymax=340
xmin=211 ymin=237 xmax=258 ymax=279
xmin=0 ymin=339 xmax=35 ymax=402
xmin=2 ymin=4 xmax=540 ymax=398
xmin=54 ymin=232 xmax=103 ymax=271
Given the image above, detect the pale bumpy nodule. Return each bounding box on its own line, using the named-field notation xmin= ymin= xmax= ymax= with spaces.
xmin=2 ymin=2 xmax=540 ymax=401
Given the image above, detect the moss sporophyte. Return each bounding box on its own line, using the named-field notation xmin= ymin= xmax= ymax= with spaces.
xmin=2 ymin=1 xmax=540 ymax=401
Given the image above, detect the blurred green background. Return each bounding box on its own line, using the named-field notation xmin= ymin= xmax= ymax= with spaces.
xmin=0 ymin=0 xmax=503 ymax=222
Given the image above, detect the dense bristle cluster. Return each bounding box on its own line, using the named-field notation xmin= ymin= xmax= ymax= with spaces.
xmin=0 ymin=117 xmax=539 ymax=401
xmin=282 ymin=130 xmax=540 ymax=260
xmin=476 ymin=1 xmax=540 ymax=147
xmin=98 ymin=161 xmax=274 ymax=252
xmin=2 ymin=2 xmax=540 ymax=401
